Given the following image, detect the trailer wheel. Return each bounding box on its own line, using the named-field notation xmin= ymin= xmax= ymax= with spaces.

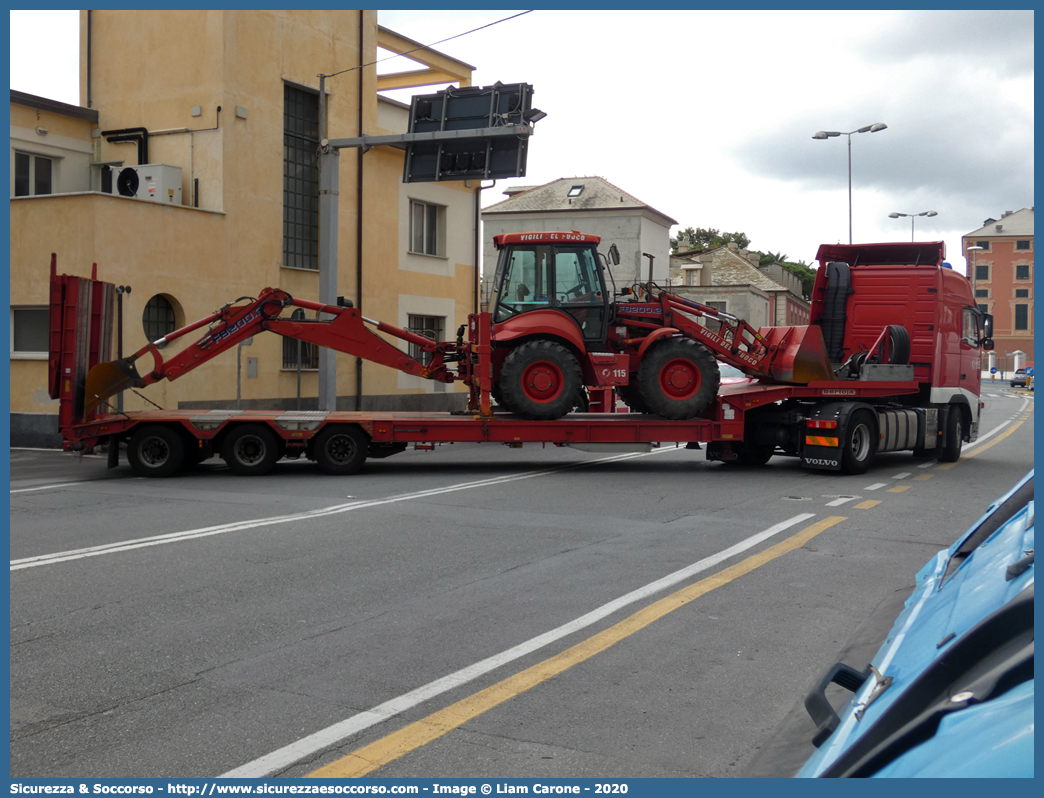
xmin=313 ymin=425 xmax=369 ymax=475
xmin=841 ymin=410 xmax=877 ymax=475
xmin=938 ymin=407 xmax=964 ymax=462
xmin=223 ymin=424 xmax=281 ymax=476
xmin=637 ymin=338 xmax=720 ymax=419
xmin=498 ymin=340 xmax=583 ymax=420
xmin=127 ymin=425 xmax=186 ymax=478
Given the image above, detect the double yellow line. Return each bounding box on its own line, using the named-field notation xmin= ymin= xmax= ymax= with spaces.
xmin=309 ymin=516 xmax=846 ymax=777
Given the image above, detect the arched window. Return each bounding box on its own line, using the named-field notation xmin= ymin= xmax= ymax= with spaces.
xmin=143 ymin=295 xmax=177 ymax=342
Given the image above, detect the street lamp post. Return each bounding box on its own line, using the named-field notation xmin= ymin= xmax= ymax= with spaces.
xmin=889 ymin=210 xmax=938 ymax=241
xmin=813 ymin=123 xmax=888 ymax=244
xmin=967 ymin=245 xmax=984 ymax=307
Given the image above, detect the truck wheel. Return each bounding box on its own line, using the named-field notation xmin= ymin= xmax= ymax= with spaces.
xmin=127 ymin=425 xmax=185 ymax=478
xmin=498 ymin=340 xmax=583 ymax=420
xmin=938 ymin=407 xmax=964 ymax=462
xmin=616 ymin=383 xmax=651 ymax=414
xmin=223 ymin=424 xmax=281 ymax=476
xmin=637 ymin=338 xmax=720 ymax=419
xmin=313 ymin=425 xmax=368 ymax=475
xmin=841 ymin=410 xmax=877 ymax=475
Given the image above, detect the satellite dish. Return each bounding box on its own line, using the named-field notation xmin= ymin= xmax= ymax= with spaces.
xmin=116 ymin=167 xmax=139 ymax=197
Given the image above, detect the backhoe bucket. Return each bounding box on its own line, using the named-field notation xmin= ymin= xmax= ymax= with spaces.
xmin=84 ymin=358 xmax=144 ymax=415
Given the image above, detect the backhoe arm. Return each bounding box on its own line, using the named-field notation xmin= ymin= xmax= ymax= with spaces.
xmin=84 ymin=288 xmax=454 ymax=415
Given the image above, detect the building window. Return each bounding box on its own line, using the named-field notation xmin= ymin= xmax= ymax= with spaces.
xmin=975 ymin=264 xmax=989 ymax=282
xmin=407 ymin=314 xmax=444 ymax=365
xmin=143 ymin=295 xmax=177 ymax=342
xmin=1014 ymin=304 xmax=1028 ymax=330
xmin=409 ymin=200 xmax=444 ymax=256
xmin=706 ymin=301 xmax=727 ymax=313
xmin=977 ymin=304 xmax=989 ymax=314
xmin=1015 ymin=288 xmax=1029 ymax=298
xmin=975 ymin=289 xmax=989 ymax=298
xmin=975 ymin=240 xmax=990 ymax=251
xmin=13 ymin=152 xmax=53 ymax=197
xmin=283 ymin=83 xmax=320 ymax=270
xmin=282 ymin=311 xmax=319 ymax=370
xmin=11 ymin=307 xmax=49 ymax=358
xmin=1016 ymin=264 xmax=1030 ymax=280
xmin=1016 ymin=240 xmax=1030 ymax=250
xmin=567 ymin=185 xmax=583 ymax=197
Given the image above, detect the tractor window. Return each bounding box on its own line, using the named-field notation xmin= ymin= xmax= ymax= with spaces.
xmin=495 ymin=244 xmax=553 ymax=322
xmin=555 ymin=246 xmax=605 ymax=340
xmin=554 ymin=248 xmax=601 ymax=304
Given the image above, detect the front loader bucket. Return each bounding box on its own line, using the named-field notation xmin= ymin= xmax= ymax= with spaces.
xmin=84 ymin=358 xmax=145 ymax=415
xmin=758 ymin=325 xmax=834 ymax=384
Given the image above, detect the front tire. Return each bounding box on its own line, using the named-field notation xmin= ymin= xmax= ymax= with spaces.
xmin=127 ymin=425 xmax=185 ymax=478
xmin=498 ymin=340 xmax=583 ymax=420
xmin=637 ymin=338 xmax=720 ymax=419
xmin=938 ymin=407 xmax=964 ymax=462
xmin=222 ymin=424 xmax=281 ymax=476
xmin=313 ymin=425 xmax=369 ymax=475
xmin=841 ymin=410 xmax=877 ymax=475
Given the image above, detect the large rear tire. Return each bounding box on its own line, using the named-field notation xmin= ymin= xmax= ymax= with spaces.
xmin=313 ymin=425 xmax=369 ymax=475
xmin=498 ymin=340 xmax=583 ymax=420
xmin=222 ymin=424 xmax=281 ymax=476
xmin=127 ymin=425 xmax=185 ymax=478
xmin=636 ymin=338 xmax=720 ymax=419
xmin=841 ymin=410 xmax=877 ymax=475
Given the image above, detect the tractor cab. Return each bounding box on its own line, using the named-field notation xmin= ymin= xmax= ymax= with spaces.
xmin=490 ymin=232 xmax=610 ymax=344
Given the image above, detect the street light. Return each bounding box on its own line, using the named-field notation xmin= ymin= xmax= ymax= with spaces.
xmin=889 ymin=210 xmax=938 ymax=241
xmin=813 ymin=123 xmax=888 ymax=244
xmin=967 ymin=245 xmax=984 ymax=306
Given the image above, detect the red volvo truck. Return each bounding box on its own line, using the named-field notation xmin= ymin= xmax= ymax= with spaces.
xmin=47 ymin=237 xmax=992 ymax=477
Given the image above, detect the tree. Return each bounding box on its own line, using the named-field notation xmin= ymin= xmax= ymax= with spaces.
xmin=671 ymin=226 xmax=751 ymax=252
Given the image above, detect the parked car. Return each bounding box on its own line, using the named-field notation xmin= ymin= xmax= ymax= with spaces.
xmin=794 ymin=471 xmax=1034 ymax=778
xmin=1010 ymin=367 xmax=1029 ymax=388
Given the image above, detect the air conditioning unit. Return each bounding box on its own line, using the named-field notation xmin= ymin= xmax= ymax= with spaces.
xmin=112 ymin=164 xmax=182 ymax=204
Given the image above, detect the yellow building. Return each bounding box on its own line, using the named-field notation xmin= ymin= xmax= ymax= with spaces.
xmin=10 ymin=10 xmax=480 ymax=446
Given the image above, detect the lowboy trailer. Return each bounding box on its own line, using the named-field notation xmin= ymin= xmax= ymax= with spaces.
xmin=48 ymin=239 xmax=993 ymax=477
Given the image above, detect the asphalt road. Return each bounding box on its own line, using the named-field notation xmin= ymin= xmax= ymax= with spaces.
xmin=9 ymin=389 xmax=1034 ymax=778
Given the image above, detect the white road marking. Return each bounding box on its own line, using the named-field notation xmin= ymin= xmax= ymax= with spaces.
xmin=891 ymin=472 xmax=911 ymax=480
xmin=11 ymin=448 xmax=683 ymax=571
xmin=864 ymin=483 xmax=887 ymax=491
xmin=220 ymin=512 xmax=818 ymax=778
xmin=826 ymin=497 xmax=857 ymax=507
xmin=11 ymin=481 xmax=96 ymax=494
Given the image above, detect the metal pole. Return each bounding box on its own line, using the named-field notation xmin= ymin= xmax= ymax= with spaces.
xmin=116 ymin=287 xmax=125 ymax=412
xmin=296 ymin=339 xmax=302 ymax=411
xmin=910 ymin=217 xmax=915 ymax=241
xmin=847 ymin=133 xmax=853 ymax=245
xmin=317 ymin=146 xmax=340 ymax=411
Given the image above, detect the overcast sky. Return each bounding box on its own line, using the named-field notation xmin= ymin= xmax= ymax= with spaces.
xmin=11 ymin=9 xmax=1034 ymax=273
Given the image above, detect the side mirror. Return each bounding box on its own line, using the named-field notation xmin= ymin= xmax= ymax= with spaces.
xmin=982 ymin=313 xmax=994 ymax=339
xmin=607 ymin=243 xmax=621 ymax=266
xmin=982 ymin=338 xmax=995 ymax=352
